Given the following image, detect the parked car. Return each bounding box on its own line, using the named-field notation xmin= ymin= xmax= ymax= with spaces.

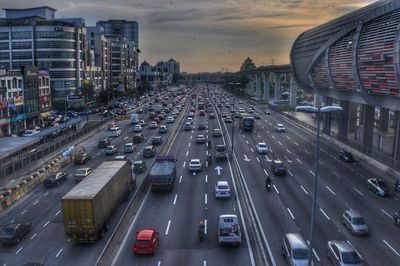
xmin=271 ymin=160 xmax=287 ymax=176
xmin=98 ymin=138 xmax=111 ymax=148
xmin=132 ymin=229 xmax=160 ymax=255
xmin=0 ymin=222 xmax=32 ymax=244
xmin=339 ymin=150 xmax=355 ymax=163
xmin=215 ymin=181 xmax=231 ymax=198
xmin=74 ymin=167 xmax=93 ymax=181
xmin=105 ymin=145 xmax=118 ymax=155
xmin=152 ymin=136 xmax=163 ymax=146
xmin=327 ymin=240 xmax=363 ymax=266
xmin=124 ymin=143 xmax=136 ymax=153
xmin=133 ymin=133 xmax=145 ymax=143
xmin=74 ymin=153 xmax=91 ymax=165
xmin=341 ymin=209 xmax=369 ymax=236
xmin=275 ymin=123 xmax=285 ymax=132
xmin=44 ymin=171 xmax=68 ymax=187
xmin=143 ymin=146 xmax=156 ymax=158
xmin=367 ymin=178 xmax=392 ymax=197
xmin=188 ymin=159 xmax=202 ymax=172
xmin=133 ymin=160 xmax=147 ymax=174
xmin=256 ymin=143 xmax=268 ymax=154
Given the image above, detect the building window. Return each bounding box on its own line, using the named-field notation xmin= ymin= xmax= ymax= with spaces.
xmin=11 ymin=41 xmax=32 ymax=50
xmin=36 ymin=31 xmax=75 ymax=40
xmin=12 ymin=51 xmax=32 ymax=60
xmin=36 ymin=51 xmax=75 ymax=59
xmin=0 ymin=32 xmax=9 ymax=40
xmin=12 ymin=31 xmax=32 ymax=40
xmin=18 ymin=80 xmax=22 ymax=89
xmin=0 ymin=42 xmax=9 ymax=50
xmin=0 ymin=52 xmax=9 ymax=60
xmin=35 ymin=41 xmax=75 ymax=49
xmin=12 ymin=61 xmax=33 ymax=67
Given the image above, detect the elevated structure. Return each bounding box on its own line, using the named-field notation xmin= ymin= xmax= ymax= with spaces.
xmin=291 ymin=0 xmax=400 ymax=169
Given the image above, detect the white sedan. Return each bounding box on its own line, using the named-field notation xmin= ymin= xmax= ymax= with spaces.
xmin=149 ymin=121 xmax=158 ymax=129
xmin=275 ymin=123 xmax=285 ymax=132
xmin=167 ymin=116 xmax=175 ymax=123
xmin=256 ymin=143 xmax=269 ymax=154
xmin=133 ymin=125 xmax=143 ymax=132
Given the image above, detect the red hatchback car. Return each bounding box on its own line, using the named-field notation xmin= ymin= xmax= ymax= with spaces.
xmin=133 ymin=229 xmax=160 ymax=255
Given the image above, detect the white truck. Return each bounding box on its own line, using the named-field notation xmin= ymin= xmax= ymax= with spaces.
xmin=130 ymin=113 xmax=139 ymax=125
xmin=218 ymin=214 xmax=241 ymax=246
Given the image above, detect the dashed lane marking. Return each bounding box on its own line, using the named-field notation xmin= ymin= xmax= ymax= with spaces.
xmin=300 ymin=185 xmax=309 ymax=195
xmin=326 ymin=186 xmax=336 ymax=195
xmin=287 ymin=208 xmax=295 ymax=219
xmin=320 ymin=208 xmax=330 ymax=220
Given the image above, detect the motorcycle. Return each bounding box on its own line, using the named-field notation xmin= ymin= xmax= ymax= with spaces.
xmin=394 ymin=211 xmax=400 ymax=226
xmin=207 ymin=155 xmax=212 ymax=165
xmin=266 ymin=183 xmax=271 ymax=191
xmin=198 ymin=227 xmax=205 ymax=242
xmin=393 ymin=181 xmax=400 ymax=192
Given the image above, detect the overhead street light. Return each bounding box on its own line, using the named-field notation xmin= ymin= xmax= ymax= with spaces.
xmin=295 ymin=104 xmax=343 ymax=266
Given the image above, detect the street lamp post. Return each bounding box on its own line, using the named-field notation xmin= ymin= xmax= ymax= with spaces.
xmin=295 ymin=105 xmax=343 ymax=266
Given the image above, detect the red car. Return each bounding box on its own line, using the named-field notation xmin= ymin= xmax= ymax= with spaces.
xmin=133 ymin=229 xmax=160 ymax=255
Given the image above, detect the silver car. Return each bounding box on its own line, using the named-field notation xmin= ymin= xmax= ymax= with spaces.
xmin=341 ymin=210 xmax=368 ymax=236
xmin=188 ymin=159 xmax=202 ymax=172
xmin=327 ymin=240 xmax=363 ymax=266
xmin=282 ymin=233 xmax=309 ymax=266
xmin=215 ymin=181 xmax=231 ymax=198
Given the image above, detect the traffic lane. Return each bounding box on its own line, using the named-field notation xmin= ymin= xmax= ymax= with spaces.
xmin=231 ymin=129 xmax=300 ymax=266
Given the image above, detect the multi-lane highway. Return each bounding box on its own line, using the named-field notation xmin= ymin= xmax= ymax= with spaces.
xmin=1 ymin=85 xmax=400 ymax=266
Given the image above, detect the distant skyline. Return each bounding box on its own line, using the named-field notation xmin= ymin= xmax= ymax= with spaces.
xmin=0 ymin=0 xmax=375 ymax=73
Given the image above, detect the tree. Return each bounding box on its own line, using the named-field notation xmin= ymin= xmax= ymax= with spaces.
xmin=238 ymin=75 xmax=250 ymax=95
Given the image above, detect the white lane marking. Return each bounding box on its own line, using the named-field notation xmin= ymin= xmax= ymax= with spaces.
xmin=263 ymin=169 xmax=269 ymax=176
xmin=257 ymin=134 xmax=261 ymax=139
xmin=288 ymin=170 xmax=293 ymax=177
xmin=44 ymin=192 xmax=48 ymax=197
xmin=296 ymin=158 xmax=302 ymax=164
xmin=183 ymin=162 xmax=186 ymax=168
xmin=294 ymin=141 xmax=299 ymax=146
xmin=21 ymin=210 xmax=27 ymax=215
xmin=30 ymin=233 xmax=37 ymax=240
xmin=173 ymin=194 xmax=178 ymax=205
xmin=287 ymin=208 xmax=295 ymax=219
xmin=319 ymin=160 xmax=324 ymax=165
xmin=278 ymin=141 xmax=282 ymax=146
xmin=205 ymin=193 xmax=208 ymax=205
xmin=157 ymin=261 xmax=161 ymax=266
xmin=188 ymin=142 xmax=191 ymax=147
xmin=205 ymin=175 xmax=208 ymax=183
xmin=250 ymin=148 xmax=254 ymax=153
xmin=256 ymin=157 xmax=260 ymax=163
xmin=353 ymin=187 xmax=364 ymax=196
xmin=43 ymin=221 xmax=50 ymax=227
xmin=179 ymin=175 xmax=183 ymax=183
xmin=304 ymin=149 xmax=310 ymax=154
xmin=381 ymin=209 xmax=393 ymax=219
xmin=10 ymin=220 xmax=14 ymax=223
xmin=326 ymin=186 xmax=336 ymax=195
xmin=246 ymin=140 xmax=249 ymax=145
xmin=165 ymin=220 xmax=171 ymax=235
xmin=55 ymin=210 xmax=61 ymax=216
xmin=313 ymin=249 xmax=321 ymax=261
xmin=269 ymin=148 xmax=273 ymax=153
xmin=320 ymin=208 xmax=331 ymax=220
xmin=286 ymin=136 xmax=292 ymax=140
xmin=186 ymin=151 xmax=189 ymax=156
xmin=33 ymin=200 xmax=39 ymax=205
xmin=309 ymin=170 xmax=315 ymax=176
xmin=206 ymin=150 xmax=208 ymax=155
xmin=193 ymin=172 xmax=196 ymax=176
xmin=124 ymin=136 xmax=128 ymax=140
xmin=286 ymin=149 xmax=291 ymax=154
xmin=204 ymin=219 xmax=208 ymax=234
xmin=272 ymin=135 xmax=276 ymax=139
xmin=300 ymin=185 xmax=309 ymax=195
xmin=16 ymin=247 xmax=23 ymax=254
xmin=242 ymin=134 xmax=245 ymax=138
xmin=56 ymin=248 xmax=63 ymax=258
xmin=273 ymin=185 xmax=279 ymax=194
xmin=203 ymin=260 xmax=207 ymax=266
xmin=383 ymin=240 xmax=400 ymax=257
xmin=190 ymin=135 xmax=192 ymax=139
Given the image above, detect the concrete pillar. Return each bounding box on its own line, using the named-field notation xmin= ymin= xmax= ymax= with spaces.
xmin=393 ymin=111 xmax=400 ymax=160
xmin=246 ymin=75 xmax=251 ymax=93
xmin=338 ymin=100 xmax=350 ymax=139
xmin=274 ymin=73 xmax=281 ymax=101
xmin=289 ymin=74 xmax=297 ymax=108
xmin=379 ymin=107 xmax=390 ymax=131
xmin=361 ymin=104 xmax=375 ymax=148
xmin=314 ymin=92 xmax=323 ymax=108
xmin=262 ymin=72 xmax=270 ymax=102
xmin=255 ymin=74 xmax=261 ymax=98
xmin=348 ymin=102 xmax=358 ymax=133
xmin=323 ymin=97 xmax=333 ymax=135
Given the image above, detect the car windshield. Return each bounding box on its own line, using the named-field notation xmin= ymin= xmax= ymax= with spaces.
xmin=218 ymin=185 xmax=229 ymax=190
xmin=293 ymin=248 xmax=308 ymax=259
xmin=46 ymin=174 xmax=57 ymax=180
xmin=76 ymin=169 xmax=87 ymax=175
xmin=259 ymin=144 xmax=267 ymax=148
xmin=352 ymin=217 xmax=366 ymax=225
xmin=341 ymin=251 xmax=361 ymax=264
xmin=216 ymin=146 xmax=226 ymax=151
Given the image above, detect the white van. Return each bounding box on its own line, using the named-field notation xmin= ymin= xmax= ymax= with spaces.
xmin=109 ymin=127 xmax=122 ymax=137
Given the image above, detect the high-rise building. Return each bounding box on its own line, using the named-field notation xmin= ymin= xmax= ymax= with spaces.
xmin=0 ymin=6 xmax=88 ymax=101
xmin=96 ymin=20 xmax=139 ymax=49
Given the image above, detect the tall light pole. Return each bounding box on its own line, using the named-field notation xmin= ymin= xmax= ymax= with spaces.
xmin=295 ymin=105 xmax=343 ymax=266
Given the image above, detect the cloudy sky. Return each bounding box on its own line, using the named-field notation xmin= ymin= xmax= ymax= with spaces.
xmin=0 ymin=0 xmax=375 ymax=73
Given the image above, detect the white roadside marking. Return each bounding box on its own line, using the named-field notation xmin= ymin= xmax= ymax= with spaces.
xmin=312 ymin=249 xmax=321 ymax=261
xmin=124 ymin=136 xmax=128 ymax=140
xmin=294 ymin=141 xmax=299 ymax=146
xmin=165 ymin=220 xmax=171 ymax=235
xmin=179 ymin=175 xmax=182 ymax=183
xmin=304 ymin=149 xmax=310 ymax=154
xmin=353 ymin=187 xmax=364 ymax=196
xmin=43 ymin=221 xmax=50 ymax=227
xmin=56 ymin=248 xmax=63 ymax=258
xmin=173 ymin=194 xmax=177 ymax=205
xmin=263 ymin=169 xmax=269 ymax=176
xmin=188 ymin=142 xmax=191 ymax=147
xmin=257 ymin=134 xmax=261 ymax=139
xmin=33 ymin=200 xmax=39 ymax=205
xmin=300 ymin=185 xmax=309 ymax=195
xmin=272 ymin=135 xmax=276 ymax=139
xmin=21 ymin=210 xmax=27 ymax=215
xmin=30 ymin=233 xmax=37 ymax=240
xmin=16 ymin=247 xmax=23 ymax=254
xmin=320 ymin=208 xmax=330 ymax=220
xmin=250 ymin=148 xmax=254 ymax=153
xmin=55 ymin=210 xmax=61 ymax=216
xmin=246 ymin=140 xmax=249 ymax=145
xmin=190 ymin=135 xmax=192 ymax=139
xmin=286 ymin=136 xmax=291 ymax=140
xmin=44 ymin=192 xmax=48 ymax=197
xmin=326 ymin=186 xmax=336 ymax=195
xmin=287 ymin=208 xmax=295 ymax=219
xmin=383 ymin=240 xmax=400 ymax=257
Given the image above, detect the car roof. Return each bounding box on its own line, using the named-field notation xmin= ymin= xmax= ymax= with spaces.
xmin=114 ymin=156 xmax=127 ymax=160
xmin=217 ymin=181 xmax=228 ymax=186
xmin=137 ymin=229 xmax=156 ymax=240
xmin=191 ymin=159 xmax=200 ymax=162
xmin=344 ymin=209 xmax=363 ymax=218
xmin=277 ymin=123 xmax=284 ymax=126
xmin=125 ymin=143 xmax=133 ymax=146
xmin=77 ymin=167 xmax=91 ymax=171
xmin=285 ymin=233 xmax=308 ymax=249
xmin=133 ymin=160 xmax=144 ymax=164
xmin=258 ymin=142 xmax=266 ymax=145
xmin=145 ymin=145 xmax=154 ymax=149
xmin=329 ymin=240 xmax=356 ymax=253
xmin=273 ymin=160 xmax=283 ymax=164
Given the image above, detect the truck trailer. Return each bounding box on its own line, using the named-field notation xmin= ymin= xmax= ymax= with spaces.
xmin=62 ymin=160 xmax=135 ymax=243
xmin=239 ymin=114 xmax=254 ymax=132
xmin=148 ymin=156 xmax=177 ymax=192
